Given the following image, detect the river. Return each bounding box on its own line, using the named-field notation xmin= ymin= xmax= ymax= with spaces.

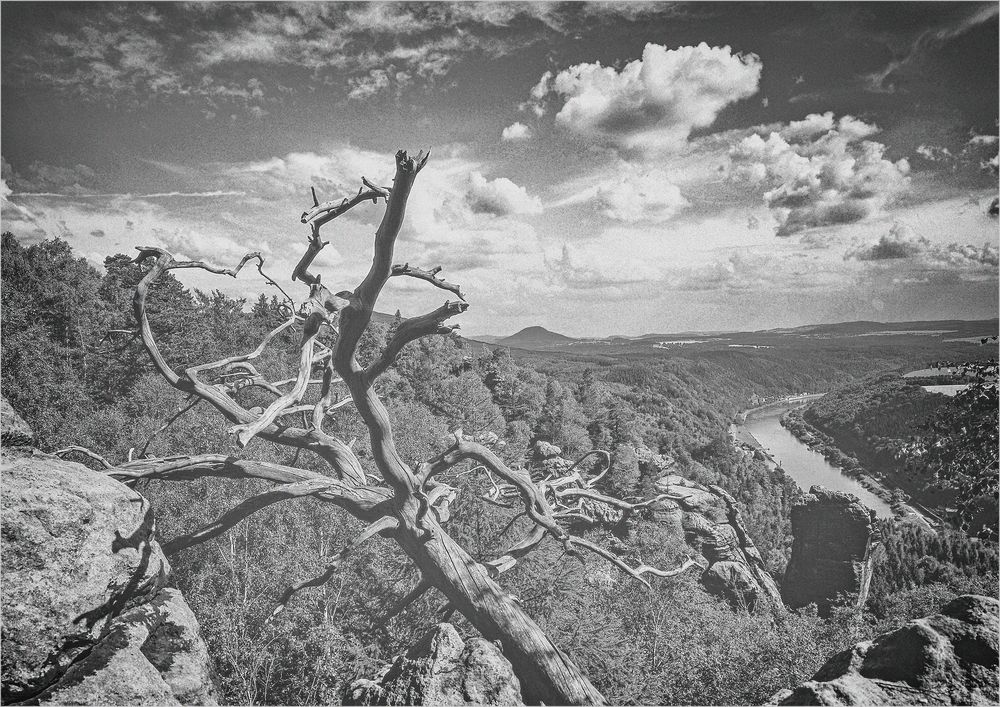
xmin=736 ymin=405 xmax=895 ymax=517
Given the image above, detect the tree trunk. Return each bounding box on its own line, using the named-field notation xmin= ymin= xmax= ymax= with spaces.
xmin=396 ymin=517 xmax=606 ymax=706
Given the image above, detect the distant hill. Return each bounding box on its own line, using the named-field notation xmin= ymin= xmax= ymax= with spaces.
xmin=463 ymin=318 xmax=999 ymax=355
xmin=496 ymin=326 xmax=576 ymax=350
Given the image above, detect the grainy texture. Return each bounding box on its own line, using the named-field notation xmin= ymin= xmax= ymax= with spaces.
xmin=348 ymin=623 xmax=524 ymax=706
xmin=1 ymin=434 xmax=216 ymax=705
xmin=652 ymin=474 xmax=783 ymax=608
xmin=781 ymin=485 xmax=879 ymax=615
xmin=772 ymin=594 xmax=999 ymax=705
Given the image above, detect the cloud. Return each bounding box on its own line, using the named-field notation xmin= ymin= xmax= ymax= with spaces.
xmin=905 ymin=130 xmax=999 ymax=175
xmin=863 ymin=4 xmax=1000 ymax=93
xmin=551 ymin=166 xmax=688 ymax=223
xmin=347 ymin=69 xmax=392 ymax=100
xmin=6 ymin=161 xmax=100 ymax=195
xmin=501 ymin=122 xmax=532 ymax=142
xmin=531 ymin=42 xmax=762 ymax=155
xmin=728 ymin=113 xmax=910 ymax=237
xmin=967 ymin=134 xmax=999 ymax=148
xmin=845 ymin=223 xmax=927 ymax=260
xmin=846 ymin=222 xmax=999 ymax=272
xmin=545 ymin=242 xmax=662 ymax=291
xmin=465 ymin=172 xmax=542 ymax=216
xmin=916 ymin=144 xmax=954 ymax=162
xmin=4 ymin=3 xmax=681 ymax=110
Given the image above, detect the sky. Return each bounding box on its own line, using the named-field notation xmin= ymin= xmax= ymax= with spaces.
xmin=2 ymin=2 xmax=998 ymax=337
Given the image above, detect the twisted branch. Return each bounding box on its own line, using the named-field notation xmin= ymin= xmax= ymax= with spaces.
xmin=163 ymin=478 xmax=342 ymax=555
xmin=390 ymin=263 xmax=465 ymax=301
xmin=130 ymin=248 xmax=367 ymax=485
xmin=109 ymin=455 xmax=392 ymax=522
xmin=365 ymin=300 xmax=469 ymax=380
xmin=139 ymin=396 xmax=201 ymax=456
xmin=566 ymin=537 xmax=702 ymax=589
xmin=374 ymin=579 xmax=433 ymax=627
xmin=53 ymin=446 xmax=113 ymax=469
xmin=267 ymin=515 xmax=399 ymax=623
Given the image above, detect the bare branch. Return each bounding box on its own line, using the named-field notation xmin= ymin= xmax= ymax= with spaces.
xmin=300 ymin=185 xmax=388 ymax=232
xmin=554 ymin=489 xmax=691 ymax=512
xmin=228 ymin=313 xmax=325 ymax=447
xmin=163 ymin=478 xmax=341 ymax=555
xmin=390 ymin=263 xmax=465 ymax=301
xmin=164 ymin=250 xmax=263 ymax=278
xmin=130 ymin=249 xmax=368 ymax=484
xmin=365 ymin=300 xmax=469 ymax=380
xmin=186 ymin=313 xmax=297 ymax=382
xmin=332 ymin=149 xmax=432 ymax=500
xmin=266 ymin=515 xmax=399 ymax=623
xmin=53 ymin=446 xmax=113 ymax=469
xmin=373 ymin=580 xmax=433 ymax=628
xmin=486 ymin=526 xmax=547 ymax=576
xmin=140 ymin=396 xmax=201 ymax=457
xmin=567 ymin=536 xmax=703 ymax=589
xmin=421 ymin=432 xmax=571 ymax=549
xmin=109 ymin=455 xmax=391 ymax=522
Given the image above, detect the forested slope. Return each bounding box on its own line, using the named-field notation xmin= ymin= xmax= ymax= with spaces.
xmin=2 ymin=233 xmax=996 ymax=705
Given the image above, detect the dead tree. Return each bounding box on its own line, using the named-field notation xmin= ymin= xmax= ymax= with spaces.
xmin=107 ymin=150 xmax=698 ymax=706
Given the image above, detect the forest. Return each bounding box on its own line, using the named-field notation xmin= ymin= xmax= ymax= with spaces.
xmin=2 ymin=229 xmax=997 ymax=705
xmin=799 ymin=374 xmax=998 ymax=537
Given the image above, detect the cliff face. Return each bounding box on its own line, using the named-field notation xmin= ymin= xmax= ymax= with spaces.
xmin=652 ymin=475 xmax=783 ymax=609
xmin=1 ymin=399 xmax=216 ymax=705
xmin=532 ymin=442 xmax=782 ymax=608
xmin=772 ymin=594 xmax=999 ymax=705
xmin=781 ymin=485 xmax=879 ymax=615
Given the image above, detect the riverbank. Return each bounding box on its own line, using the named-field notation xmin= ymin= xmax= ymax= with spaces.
xmin=779 ymin=408 xmax=938 ymax=533
xmin=736 ymin=393 xmax=825 ymax=424
xmin=735 ymin=402 xmax=895 ymax=517
xmin=732 ymin=397 xmax=938 ymax=529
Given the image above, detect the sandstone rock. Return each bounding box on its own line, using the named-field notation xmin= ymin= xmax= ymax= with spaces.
xmin=1 ymin=395 xmax=34 ymax=448
xmin=773 ymin=594 xmax=999 ymax=705
xmin=1 ymin=451 xmax=216 ymax=705
xmin=653 ymin=475 xmax=782 ymax=608
xmin=782 ymin=485 xmax=879 ymax=615
xmin=348 ymin=623 xmax=523 ymax=706
xmin=532 ymin=440 xmax=562 ymax=460
xmin=634 ymin=445 xmax=675 ymax=478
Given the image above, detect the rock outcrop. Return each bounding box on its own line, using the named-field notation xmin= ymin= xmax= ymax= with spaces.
xmin=1 ymin=399 xmax=216 ymax=705
xmin=781 ymin=485 xmax=879 ymax=615
xmin=347 ymin=623 xmax=524 ymax=706
xmin=1 ymin=396 xmax=34 ymax=448
xmin=772 ymin=594 xmax=999 ymax=705
xmin=652 ymin=475 xmax=783 ymax=608
xmin=527 ymin=441 xmax=781 ymax=608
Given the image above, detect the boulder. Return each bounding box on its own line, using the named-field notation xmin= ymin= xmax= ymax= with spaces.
xmin=532 ymin=441 xmax=562 ymax=460
xmin=1 ymin=449 xmax=216 ymax=704
xmin=634 ymin=445 xmax=675 ymax=477
xmin=1 ymin=395 xmax=34 ymax=448
xmin=782 ymin=486 xmax=879 ymax=615
xmin=653 ymin=475 xmax=782 ymax=608
xmin=348 ymin=623 xmax=523 ymax=706
xmin=772 ymin=594 xmax=999 ymax=705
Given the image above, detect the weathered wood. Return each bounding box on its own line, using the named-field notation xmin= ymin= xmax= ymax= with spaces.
xmin=116 ymin=149 xmax=706 ymax=706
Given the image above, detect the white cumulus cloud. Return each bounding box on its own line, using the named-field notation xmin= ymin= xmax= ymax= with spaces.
xmin=465 ymin=171 xmax=542 ymax=216
xmin=501 ymin=122 xmax=532 ymax=141
xmin=728 ymin=114 xmax=910 ymax=237
xmin=532 ymin=42 xmax=761 ymax=155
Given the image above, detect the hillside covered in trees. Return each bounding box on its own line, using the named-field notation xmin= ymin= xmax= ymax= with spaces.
xmin=799 ymin=374 xmax=998 ymax=536
xmin=2 ymin=231 xmax=997 ymax=705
